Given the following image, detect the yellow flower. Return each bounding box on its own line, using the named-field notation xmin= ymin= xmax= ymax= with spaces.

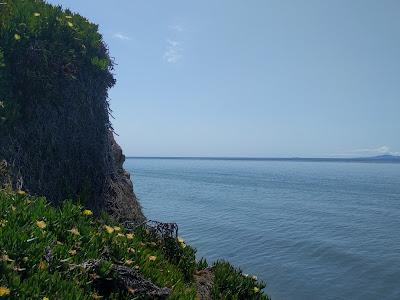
xmin=125 ymin=259 xmax=133 ymax=265
xmin=38 ymin=260 xmax=46 ymax=270
xmin=36 ymin=220 xmax=46 ymax=229
xmin=253 ymin=287 xmax=260 ymax=293
xmin=104 ymin=225 xmax=114 ymax=234
xmin=43 ymin=297 xmax=49 ymax=300
xmin=1 ymin=254 xmax=14 ymax=262
xmin=68 ymin=227 xmax=80 ymax=236
xmin=127 ymin=247 xmax=135 ymax=253
xmin=11 ymin=205 xmax=16 ymax=211
xmin=0 ymin=219 xmax=7 ymax=227
xmin=177 ymin=237 xmax=186 ymax=248
xmin=0 ymin=287 xmax=10 ymax=296
xmin=67 ymin=21 xmax=73 ymax=27
xmin=113 ymin=226 xmax=121 ymax=232
xmin=117 ymin=233 xmax=125 ymax=238
xmin=91 ymin=293 xmax=103 ymax=299
xmin=17 ymin=190 xmax=26 ymax=196
xmin=126 ymin=233 xmax=134 ymax=240
xmin=68 ymin=249 xmax=77 ymax=256
xmin=148 ymin=255 xmax=157 ymax=262
xmin=14 ymin=34 xmax=21 ymax=41
xmin=34 ymin=12 xmax=41 ymax=17
xmin=83 ymin=209 xmax=93 ymax=216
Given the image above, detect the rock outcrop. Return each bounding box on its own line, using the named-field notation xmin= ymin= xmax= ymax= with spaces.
xmin=0 ymin=0 xmax=144 ymax=223
xmin=106 ymin=133 xmax=145 ymax=222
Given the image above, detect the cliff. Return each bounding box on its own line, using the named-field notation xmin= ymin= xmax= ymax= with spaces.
xmin=0 ymin=0 xmax=144 ymax=223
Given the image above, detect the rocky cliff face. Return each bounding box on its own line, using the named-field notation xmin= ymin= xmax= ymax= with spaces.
xmin=0 ymin=105 xmax=145 ymax=223
xmin=106 ymin=133 xmax=145 ymax=222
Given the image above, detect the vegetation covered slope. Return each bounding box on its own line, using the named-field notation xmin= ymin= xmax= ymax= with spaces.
xmin=0 ymin=0 xmax=144 ymax=222
xmin=0 ymin=190 xmax=269 ymax=299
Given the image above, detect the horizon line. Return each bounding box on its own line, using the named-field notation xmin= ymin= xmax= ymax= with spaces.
xmin=125 ymin=155 xmax=400 ymax=163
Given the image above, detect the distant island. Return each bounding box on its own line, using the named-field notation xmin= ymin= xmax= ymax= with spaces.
xmin=127 ymin=155 xmax=400 ymax=163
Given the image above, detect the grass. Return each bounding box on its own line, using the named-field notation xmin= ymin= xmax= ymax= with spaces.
xmin=0 ymin=189 xmax=270 ymax=299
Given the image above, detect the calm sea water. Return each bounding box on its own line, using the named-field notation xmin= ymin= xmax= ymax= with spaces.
xmin=125 ymin=159 xmax=400 ymax=300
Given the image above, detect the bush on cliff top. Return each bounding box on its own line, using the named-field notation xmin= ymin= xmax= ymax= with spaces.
xmin=0 ymin=190 xmax=269 ymax=299
xmin=0 ymin=0 xmax=114 ymax=128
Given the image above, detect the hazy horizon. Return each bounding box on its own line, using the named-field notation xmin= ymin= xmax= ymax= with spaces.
xmin=48 ymin=0 xmax=400 ymax=158
xmin=125 ymin=154 xmax=400 ymax=160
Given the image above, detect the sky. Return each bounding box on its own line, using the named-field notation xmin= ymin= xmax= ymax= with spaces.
xmin=48 ymin=0 xmax=400 ymax=157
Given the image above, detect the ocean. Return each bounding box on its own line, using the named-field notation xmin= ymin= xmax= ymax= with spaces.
xmin=124 ymin=158 xmax=400 ymax=300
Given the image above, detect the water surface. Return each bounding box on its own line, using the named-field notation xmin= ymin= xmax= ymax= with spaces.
xmin=125 ymin=158 xmax=400 ymax=300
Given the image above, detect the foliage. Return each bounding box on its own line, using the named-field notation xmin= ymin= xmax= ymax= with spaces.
xmin=197 ymin=257 xmax=209 ymax=270
xmin=0 ymin=190 xmax=196 ymax=299
xmin=0 ymin=0 xmax=120 ymax=212
xmin=212 ymin=261 xmax=270 ymax=300
xmin=138 ymin=228 xmax=197 ymax=283
xmin=0 ymin=190 xmax=270 ymax=299
xmin=0 ymin=0 xmax=115 ymax=128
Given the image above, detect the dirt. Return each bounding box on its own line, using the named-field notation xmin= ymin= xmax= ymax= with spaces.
xmin=194 ymin=268 xmax=214 ymax=300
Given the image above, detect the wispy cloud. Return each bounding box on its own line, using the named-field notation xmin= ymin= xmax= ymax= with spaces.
xmin=334 ymin=145 xmax=400 ymax=157
xmin=351 ymin=146 xmax=400 ymax=156
xmin=113 ymin=33 xmax=131 ymax=41
xmin=163 ymin=25 xmax=184 ymax=64
xmin=163 ymin=39 xmax=182 ymax=64
xmin=169 ymin=25 xmax=184 ymax=32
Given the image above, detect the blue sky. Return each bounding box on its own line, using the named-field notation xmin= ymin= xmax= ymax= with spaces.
xmin=48 ymin=0 xmax=400 ymax=157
